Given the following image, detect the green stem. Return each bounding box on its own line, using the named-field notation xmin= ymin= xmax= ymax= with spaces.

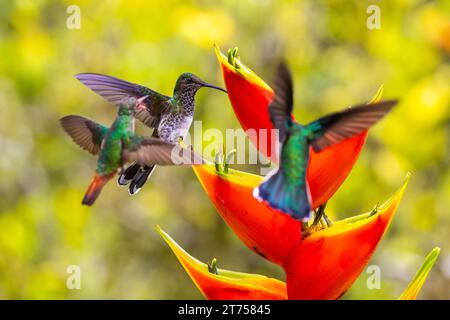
xmin=208 ymin=258 xmax=218 ymax=275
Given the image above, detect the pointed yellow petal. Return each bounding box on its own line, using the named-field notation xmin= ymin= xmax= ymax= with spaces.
xmin=214 ymin=44 xmax=272 ymax=92
xmin=156 ymin=225 xmax=287 ymax=300
xmin=285 ymin=173 xmax=410 ymax=299
xmin=369 ymin=84 xmax=384 ymax=104
xmin=398 ymin=247 xmax=440 ymax=300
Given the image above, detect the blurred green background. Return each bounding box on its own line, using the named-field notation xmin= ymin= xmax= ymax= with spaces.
xmin=0 ymin=0 xmax=449 ymax=299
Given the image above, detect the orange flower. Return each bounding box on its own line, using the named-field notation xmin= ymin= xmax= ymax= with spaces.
xmin=284 ymin=174 xmax=409 ymax=299
xmin=157 ymin=222 xmax=439 ymax=300
xmin=194 ymin=164 xmax=412 ymax=296
xmin=193 ymin=164 xmax=301 ymax=265
xmin=215 ymin=46 xmax=274 ymax=160
xmin=156 ymin=225 xmax=287 ymax=300
xmin=215 ymin=45 xmax=383 ymax=206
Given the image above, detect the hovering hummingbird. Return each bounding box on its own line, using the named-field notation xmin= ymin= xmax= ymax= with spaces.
xmin=75 ymin=72 xmax=226 ymax=194
xmin=60 ymin=97 xmax=203 ymax=206
xmin=253 ymin=63 xmax=397 ymax=221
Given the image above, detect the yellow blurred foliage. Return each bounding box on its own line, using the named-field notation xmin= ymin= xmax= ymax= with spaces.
xmin=0 ymin=0 xmax=448 ymax=299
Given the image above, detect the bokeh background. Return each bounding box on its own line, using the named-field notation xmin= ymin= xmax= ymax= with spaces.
xmin=0 ymin=0 xmax=449 ymax=299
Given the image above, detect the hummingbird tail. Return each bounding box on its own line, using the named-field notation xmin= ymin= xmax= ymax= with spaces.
xmin=129 ymin=165 xmax=157 ymax=195
xmin=82 ymin=174 xmax=113 ymax=206
xmin=253 ymin=169 xmax=312 ymax=221
xmin=118 ymin=163 xmax=141 ymax=186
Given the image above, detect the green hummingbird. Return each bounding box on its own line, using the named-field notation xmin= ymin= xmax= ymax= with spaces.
xmin=75 ymin=72 xmax=226 ymax=194
xmin=60 ymin=97 xmax=203 ymax=206
xmin=253 ymin=63 xmax=398 ymax=221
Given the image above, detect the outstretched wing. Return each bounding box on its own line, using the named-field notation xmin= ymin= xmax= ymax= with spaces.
xmin=60 ymin=115 xmax=108 ymax=155
xmin=75 ymin=73 xmax=172 ymax=128
xmin=268 ymin=62 xmax=294 ymax=142
xmin=122 ymin=136 xmax=204 ymax=166
xmin=307 ymin=100 xmax=398 ymax=152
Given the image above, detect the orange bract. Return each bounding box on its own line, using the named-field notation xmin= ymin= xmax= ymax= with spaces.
xmin=159 ymin=173 xmax=438 ymax=300
xmin=215 ymin=45 xmax=373 ymax=207
xmin=157 ymin=226 xmax=287 ymax=300
xmin=193 ymin=164 xmax=301 ymax=265
xmin=284 ymin=174 xmax=409 ymax=299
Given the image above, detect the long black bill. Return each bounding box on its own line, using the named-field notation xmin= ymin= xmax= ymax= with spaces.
xmin=201 ymin=82 xmax=227 ymax=93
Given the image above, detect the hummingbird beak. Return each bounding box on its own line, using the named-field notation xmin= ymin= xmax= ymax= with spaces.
xmin=200 ymin=82 xmax=227 ymax=93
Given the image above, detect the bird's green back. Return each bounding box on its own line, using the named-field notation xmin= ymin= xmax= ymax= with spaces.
xmin=96 ymin=108 xmax=134 ymax=175
xmin=280 ymin=124 xmax=310 ymax=189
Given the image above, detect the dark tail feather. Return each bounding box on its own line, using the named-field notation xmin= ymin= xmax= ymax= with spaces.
xmin=118 ymin=163 xmax=141 ymax=186
xmin=129 ymin=165 xmax=156 ymax=195
xmin=82 ymin=174 xmax=112 ymax=206
xmin=253 ymin=169 xmax=312 ymax=221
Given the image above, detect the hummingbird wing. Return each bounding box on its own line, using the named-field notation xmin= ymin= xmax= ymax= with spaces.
xmin=268 ymin=62 xmax=294 ymax=142
xmin=122 ymin=136 xmax=204 ymax=166
xmin=60 ymin=115 xmax=108 ymax=155
xmin=75 ymin=73 xmax=171 ymax=128
xmin=306 ymin=100 xmax=398 ymax=152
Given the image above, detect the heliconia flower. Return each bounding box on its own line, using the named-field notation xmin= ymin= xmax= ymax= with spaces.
xmin=156 ymin=225 xmax=287 ymax=300
xmin=283 ymin=173 xmax=410 ymax=299
xmin=156 ymin=224 xmax=439 ymax=300
xmin=398 ymin=247 xmax=440 ymax=300
xmin=194 ymin=163 xmax=411 ymax=298
xmin=215 ymin=45 xmax=384 ymax=206
xmin=193 ymin=164 xmax=302 ymax=265
xmin=193 ymin=162 xmax=407 ymax=264
xmin=214 ymin=45 xmax=274 ymax=160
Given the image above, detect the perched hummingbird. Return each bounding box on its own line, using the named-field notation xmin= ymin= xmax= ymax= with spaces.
xmin=60 ymin=97 xmax=203 ymax=206
xmin=75 ymin=72 xmax=226 ymax=194
xmin=253 ymin=63 xmax=397 ymax=221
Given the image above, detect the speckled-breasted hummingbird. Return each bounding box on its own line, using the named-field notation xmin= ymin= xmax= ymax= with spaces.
xmin=253 ymin=63 xmax=397 ymax=221
xmin=60 ymin=97 xmax=203 ymax=206
xmin=75 ymin=72 xmax=226 ymax=194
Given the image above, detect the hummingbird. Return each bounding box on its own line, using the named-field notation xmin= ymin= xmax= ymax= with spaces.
xmin=253 ymin=63 xmax=398 ymax=221
xmin=60 ymin=97 xmax=203 ymax=206
xmin=75 ymin=72 xmax=226 ymax=195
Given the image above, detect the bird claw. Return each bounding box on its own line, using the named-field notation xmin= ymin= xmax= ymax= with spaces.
xmin=301 ymin=223 xmax=324 ymax=240
xmin=301 ymin=203 xmax=332 ymax=239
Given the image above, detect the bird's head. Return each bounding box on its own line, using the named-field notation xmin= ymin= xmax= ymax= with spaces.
xmin=174 ymin=73 xmax=227 ymax=95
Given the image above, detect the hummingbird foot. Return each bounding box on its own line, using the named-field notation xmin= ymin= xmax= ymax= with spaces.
xmin=118 ymin=163 xmax=141 ymax=186
xmin=178 ymin=136 xmax=186 ymax=148
xmin=323 ymin=212 xmax=333 ymax=227
xmin=301 ymin=203 xmax=332 ymax=239
xmin=301 ymin=222 xmax=324 ymax=240
xmin=301 ymin=222 xmax=311 ymax=239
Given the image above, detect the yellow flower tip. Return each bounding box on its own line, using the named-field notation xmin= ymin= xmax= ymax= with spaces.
xmin=367 ymin=171 xmax=410 ymax=224
xmin=155 ymin=224 xmax=175 ymax=245
xmin=213 ymin=45 xmax=273 ymax=92
xmin=375 ymin=170 xmax=410 ymax=213
xmin=399 ymin=247 xmax=440 ymax=300
xmin=156 ymin=225 xmax=287 ymax=300
xmin=331 ymin=172 xmax=410 ymax=229
xmin=213 ymin=44 xmax=228 ymax=64
xmin=404 ymin=171 xmax=412 ymax=182
xmin=369 ymin=84 xmax=384 ymax=104
xmin=393 ymin=171 xmax=410 ymax=198
xmin=156 ymin=226 xmax=208 ymax=277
